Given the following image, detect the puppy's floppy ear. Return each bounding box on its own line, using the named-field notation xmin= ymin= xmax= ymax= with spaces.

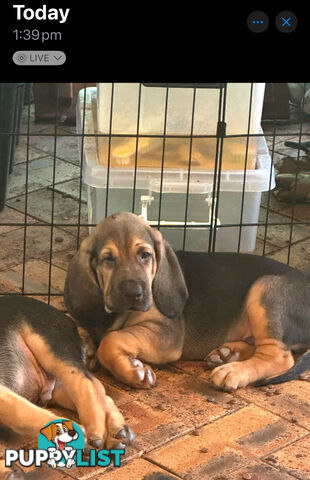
xmin=77 ymin=234 xmax=98 ymax=287
xmin=151 ymin=228 xmax=188 ymax=319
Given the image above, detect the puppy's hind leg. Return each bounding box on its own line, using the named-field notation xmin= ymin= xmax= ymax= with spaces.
xmin=0 ymin=384 xmax=58 ymax=437
xmin=21 ymin=326 xmax=134 ymax=450
xmin=211 ymin=277 xmax=295 ymax=391
xmin=47 ymin=380 xmax=134 ymax=449
xmin=47 ymin=379 xmax=76 ymax=411
xmin=0 ymin=385 xmax=58 ymax=480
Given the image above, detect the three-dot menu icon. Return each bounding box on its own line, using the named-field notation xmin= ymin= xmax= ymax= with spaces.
xmin=247 ymin=11 xmax=269 ymax=33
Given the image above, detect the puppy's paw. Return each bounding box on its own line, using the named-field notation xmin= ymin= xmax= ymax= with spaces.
xmin=205 ymin=341 xmax=255 ymax=369
xmin=211 ymin=362 xmax=250 ymax=392
xmin=128 ymin=358 xmax=156 ymax=388
xmin=110 ymin=424 xmax=135 ymax=449
xmin=85 ymin=394 xmax=135 ymax=451
xmin=87 ymin=424 xmax=134 ymax=451
xmin=206 ymin=346 xmax=237 ymax=368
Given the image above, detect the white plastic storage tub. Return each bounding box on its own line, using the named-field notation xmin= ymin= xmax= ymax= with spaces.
xmin=97 ymin=83 xmax=266 ymax=171
xmin=79 ymin=87 xmax=275 ymax=252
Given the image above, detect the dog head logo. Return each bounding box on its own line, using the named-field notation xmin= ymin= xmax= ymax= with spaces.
xmin=40 ymin=420 xmax=79 ymax=450
xmin=38 ymin=419 xmax=84 ymax=469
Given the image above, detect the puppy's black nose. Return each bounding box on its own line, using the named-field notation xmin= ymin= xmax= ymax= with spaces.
xmin=120 ymin=279 xmax=143 ymax=302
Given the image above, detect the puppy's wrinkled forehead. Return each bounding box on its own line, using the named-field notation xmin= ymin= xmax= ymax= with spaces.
xmin=95 ymin=212 xmax=154 ymax=249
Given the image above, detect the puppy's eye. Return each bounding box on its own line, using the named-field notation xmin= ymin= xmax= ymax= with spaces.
xmin=101 ymin=253 xmax=115 ymax=263
xmin=63 ymin=427 xmax=68 ymax=432
xmin=140 ymin=251 xmax=152 ymax=261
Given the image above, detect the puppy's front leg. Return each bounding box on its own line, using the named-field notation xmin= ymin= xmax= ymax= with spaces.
xmin=97 ymin=317 xmax=185 ymax=388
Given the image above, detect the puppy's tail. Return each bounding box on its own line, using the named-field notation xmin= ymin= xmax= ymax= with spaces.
xmin=254 ymin=348 xmax=310 ymax=386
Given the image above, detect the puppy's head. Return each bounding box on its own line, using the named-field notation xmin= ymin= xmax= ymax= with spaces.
xmin=77 ymin=212 xmax=188 ymax=318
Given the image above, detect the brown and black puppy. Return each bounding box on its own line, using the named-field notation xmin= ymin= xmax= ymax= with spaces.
xmin=0 ymin=296 xmax=133 ymax=480
xmin=64 ymin=212 xmax=310 ymax=392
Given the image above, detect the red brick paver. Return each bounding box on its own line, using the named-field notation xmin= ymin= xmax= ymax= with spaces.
xmin=265 ymin=434 xmax=310 ymax=480
xmin=146 ymin=404 xmax=309 ymax=479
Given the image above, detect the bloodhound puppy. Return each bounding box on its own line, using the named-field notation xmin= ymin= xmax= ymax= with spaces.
xmin=64 ymin=212 xmax=310 ymax=391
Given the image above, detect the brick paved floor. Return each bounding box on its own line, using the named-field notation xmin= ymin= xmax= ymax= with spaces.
xmin=0 ymin=105 xmax=310 ymax=479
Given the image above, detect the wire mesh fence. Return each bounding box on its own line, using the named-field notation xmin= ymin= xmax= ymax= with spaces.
xmin=0 ymin=82 xmax=309 ymax=305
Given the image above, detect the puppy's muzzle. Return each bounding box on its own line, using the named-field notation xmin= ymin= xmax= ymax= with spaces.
xmin=122 ymin=279 xmax=143 ymax=302
xmin=114 ymin=279 xmax=151 ymax=312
